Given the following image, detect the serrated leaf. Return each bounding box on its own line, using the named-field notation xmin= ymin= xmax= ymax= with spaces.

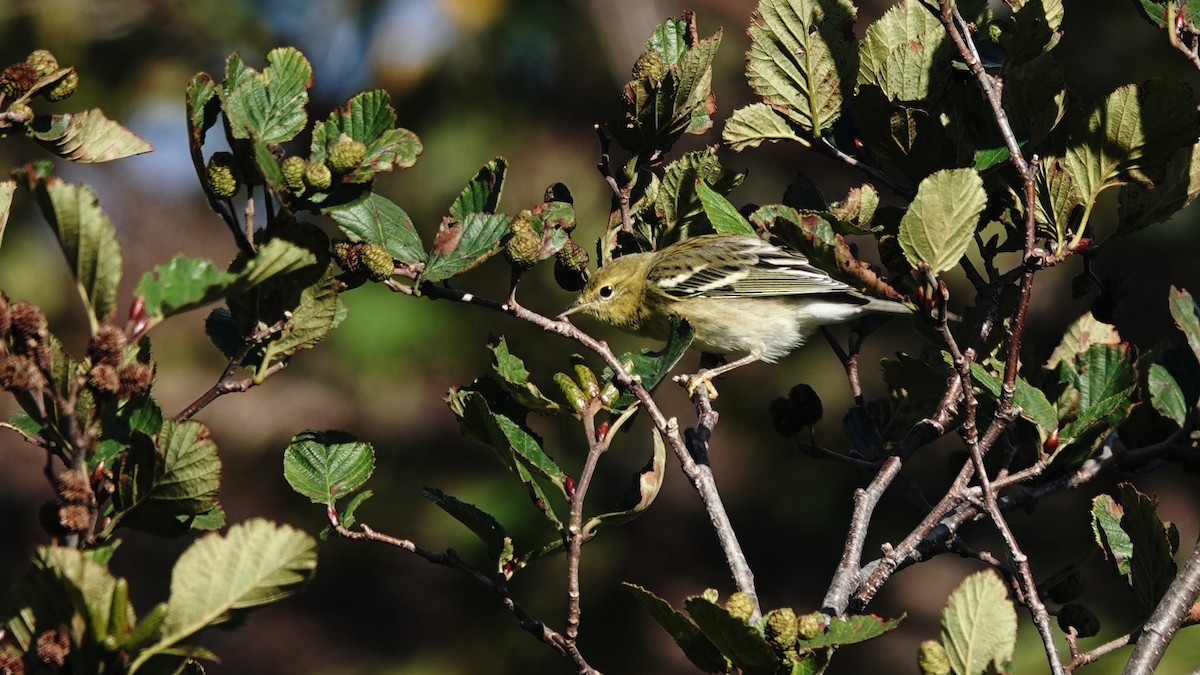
xmin=1092 ymin=484 xmax=1178 ymax=612
xmin=745 ymin=0 xmax=857 ymax=135
xmin=28 ymin=176 xmax=122 ymax=328
xmin=309 ymin=89 xmax=422 ymax=183
xmin=1060 ymin=344 xmax=1136 ymax=439
xmin=723 ymin=103 xmax=805 ymax=151
xmin=420 ymin=212 xmax=509 ymax=283
xmin=1147 ymin=362 xmax=1188 ymax=426
xmin=159 ymin=519 xmax=316 ymax=647
xmin=1004 ymin=53 xmax=1067 ymax=149
xmin=899 ymin=168 xmax=987 ymax=275
xmin=337 ymin=489 xmax=373 ymax=530
xmin=451 ymin=158 xmax=506 ymax=220
xmin=1046 ymin=312 xmax=1122 ymax=369
xmin=608 ymin=14 xmax=721 ymax=154
xmin=256 ymin=264 xmax=346 ymax=370
xmin=327 ymin=193 xmax=425 ymax=264
xmin=30 ymin=109 xmax=153 ymax=163
xmin=696 ymin=180 xmax=754 ymax=235
xmin=1130 ymin=0 xmax=1200 ymax=28
xmin=858 ymin=0 xmax=952 ymax=102
xmin=283 ymin=429 xmax=375 ymax=506
xmin=445 ymin=385 xmax=566 ymax=527
xmin=421 ymin=487 xmax=514 ymax=575
xmin=603 ymin=316 xmax=694 ymax=409
xmin=853 ymin=85 xmax=950 ymax=181
xmin=1000 ymin=0 xmax=1064 ymax=63
xmin=654 ymin=150 xmax=745 ymax=245
xmin=135 ymin=257 xmax=236 ymax=324
xmin=489 ymin=337 xmax=560 ymax=413
xmin=1118 ymin=143 xmax=1200 ymax=234
xmin=1061 ymin=80 xmax=1200 ymax=228
xmin=581 ymin=429 xmax=668 ymax=536
xmin=685 ymin=596 xmax=778 ymax=670
xmin=1169 ymin=286 xmax=1200 ymax=367
xmin=624 ymin=584 xmax=726 ymax=672
xmin=3 ymin=546 xmax=135 ymax=653
xmin=220 ymin=47 xmax=312 ymax=143
xmin=967 ymin=363 xmax=1058 ymax=443
xmin=0 ymin=179 xmax=16 ymax=249
xmin=797 ymin=614 xmax=903 ymax=648
xmin=940 ymin=570 xmax=1017 ymax=675
xmin=112 ymin=420 xmax=222 ymax=535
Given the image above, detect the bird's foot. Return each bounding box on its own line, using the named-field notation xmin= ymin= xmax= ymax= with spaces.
xmin=676 ymin=371 xmax=719 ymax=399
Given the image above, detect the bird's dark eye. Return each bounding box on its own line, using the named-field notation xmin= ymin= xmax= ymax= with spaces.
xmin=598 ymin=285 xmax=614 ymax=299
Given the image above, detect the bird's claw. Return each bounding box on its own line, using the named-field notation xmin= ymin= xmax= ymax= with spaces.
xmin=676 ymin=372 xmax=719 ymax=400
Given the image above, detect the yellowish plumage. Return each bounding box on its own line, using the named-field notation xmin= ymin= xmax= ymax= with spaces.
xmin=560 ymin=234 xmax=910 ymax=393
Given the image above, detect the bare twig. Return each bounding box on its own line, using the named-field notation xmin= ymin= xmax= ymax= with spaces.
xmin=594 ymin=125 xmax=633 ymax=242
xmin=174 ymin=320 xmax=288 ymax=422
xmin=332 ymin=517 xmax=600 ymax=674
xmin=565 ymin=409 xmax=610 ymax=641
xmin=1123 ymin=532 xmax=1200 ymax=674
xmin=1167 ymin=4 xmax=1200 ymax=71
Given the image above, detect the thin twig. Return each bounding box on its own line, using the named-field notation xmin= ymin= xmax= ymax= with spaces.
xmin=332 ymin=518 xmax=600 ymax=674
xmin=565 ymin=408 xmax=610 ymax=641
xmin=173 ymin=320 xmax=288 ymax=422
xmin=1123 ymin=532 xmax=1200 ymax=674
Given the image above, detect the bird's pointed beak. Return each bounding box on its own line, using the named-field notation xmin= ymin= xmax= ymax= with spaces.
xmin=557 ymin=299 xmax=586 ymax=320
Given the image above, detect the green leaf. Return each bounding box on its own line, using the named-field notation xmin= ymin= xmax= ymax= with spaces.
xmin=696 ymin=180 xmax=754 ymax=235
xmin=940 ymin=570 xmax=1018 ymax=675
xmin=1060 ymin=344 xmax=1136 ymax=440
xmin=0 ymin=179 xmax=13 ymax=249
xmin=488 ymin=337 xmax=560 ymax=414
xmin=337 ymin=489 xmax=373 ymax=530
xmin=420 ymin=212 xmax=509 ymax=283
xmin=445 ymin=385 xmax=567 ymax=527
xmin=255 ymin=264 xmax=346 ymax=371
xmin=283 ymin=429 xmax=375 ymax=506
xmin=1169 ymin=286 xmax=1200 ymax=367
xmin=797 ymin=614 xmax=903 ymax=648
xmin=745 ymin=0 xmax=858 ymax=135
xmin=1046 ymin=312 xmax=1121 ymax=369
xmin=28 ymin=176 xmax=123 ymax=328
xmin=134 ymin=257 xmax=236 ymax=324
xmin=1118 ymin=143 xmax=1200 ymax=234
xmin=1061 ymin=80 xmax=1200 ymax=226
xmin=220 ymin=47 xmax=312 ymax=143
xmin=421 ymin=487 xmax=515 ymax=576
xmin=1092 ymin=484 xmax=1178 ymax=611
xmin=309 ymin=89 xmax=422 ymax=183
xmin=607 ymin=14 xmax=722 ymax=154
xmin=968 ymin=362 xmax=1057 ymax=443
xmin=29 ymin=109 xmax=153 ymax=163
xmin=451 ymin=158 xmax=507 ymax=220
xmin=112 ymin=420 xmax=222 ymax=535
xmin=858 ymin=0 xmax=952 ymax=102
xmin=326 ymin=193 xmax=425 ymax=264
xmin=580 ymin=429 xmax=668 ymax=536
xmin=3 ymin=546 xmax=135 ymax=653
xmin=158 ymin=519 xmax=316 ymax=648
xmin=1147 ymin=362 xmax=1188 ymax=426
xmin=685 ymin=596 xmax=778 ymax=671
xmin=899 ymin=168 xmax=987 ymax=275
xmin=624 ymin=584 xmax=726 ymax=673
xmin=603 ymin=316 xmax=694 ymax=409
xmin=652 ymin=150 xmax=745 ymax=246
xmin=1000 ymin=0 xmax=1065 ymax=64
xmin=723 ymin=103 xmax=804 ymax=151
xmin=135 ymin=239 xmax=321 ymax=335
xmin=852 ymin=86 xmax=950 ymax=182
xmin=1004 ymin=53 xmax=1067 ymax=148
xmin=1130 ymin=0 xmax=1200 ymax=28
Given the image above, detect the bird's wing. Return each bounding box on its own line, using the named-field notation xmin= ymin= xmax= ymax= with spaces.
xmin=648 ymin=235 xmax=855 ymax=299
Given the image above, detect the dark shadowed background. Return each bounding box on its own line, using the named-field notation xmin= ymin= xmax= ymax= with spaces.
xmin=1 ymin=0 xmax=1199 ymax=672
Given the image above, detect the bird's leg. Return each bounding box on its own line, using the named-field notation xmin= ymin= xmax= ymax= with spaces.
xmin=678 ymin=353 xmax=761 ymax=399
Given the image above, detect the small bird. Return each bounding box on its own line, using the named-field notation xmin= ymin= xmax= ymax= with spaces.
xmin=559 ymin=233 xmax=911 ymax=396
